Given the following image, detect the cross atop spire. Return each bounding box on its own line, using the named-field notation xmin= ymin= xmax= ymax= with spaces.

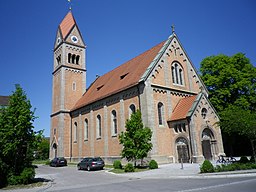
xmin=68 ymin=0 xmax=72 ymax=10
xmin=171 ymin=24 xmax=175 ymax=34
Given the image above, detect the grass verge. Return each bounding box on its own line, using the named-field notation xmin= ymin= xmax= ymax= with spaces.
xmin=109 ymin=167 xmax=149 ymax=174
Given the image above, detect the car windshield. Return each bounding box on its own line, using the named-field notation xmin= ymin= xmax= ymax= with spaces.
xmin=92 ymin=157 xmax=102 ymax=161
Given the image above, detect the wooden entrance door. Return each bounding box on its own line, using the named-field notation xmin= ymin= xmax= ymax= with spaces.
xmin=202 ymin=140 xmax=212 ymax=160
xmin=177 ymin=145 xmax=189 ymax=163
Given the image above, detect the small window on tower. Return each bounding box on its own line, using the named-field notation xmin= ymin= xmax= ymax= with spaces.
xmin=68 ymin=53 xmax=71 ymax=63
xmin=72 ymin=54 xmax=76 ymax=64
xmin=72 ymin=82 xmax=76 ymax=91
xmin=76 ymin=55 xmax=80 ymax=65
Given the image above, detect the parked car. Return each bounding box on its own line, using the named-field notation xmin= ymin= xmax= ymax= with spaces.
xmin=50 ymin=157 xmax=67 ymax=167
xmin=77 ymin=157 xmax=105 ymax=171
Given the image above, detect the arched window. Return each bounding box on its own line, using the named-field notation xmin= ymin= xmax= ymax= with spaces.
xmin=175 ymin=64 xmax=179 ymax=84
xmin=157 ymin=102 xmax=164 ymax=125
xmin=129 ymin=104 xmax=136 ymax=117
xmin=173 ymin=123 xmax=186 ymax=133
xmin=112 ymin=110 xmax=117 ymax=136
xmin=72 ymin=54 xmax=76 ymax=64
xmin=84 ymin=119 xmax=88 ymax=141
xmin=97 ymin=115 xmax=101 ymax=139
xmin=201 ymin=108 xmax=207 ymax=119
xmin=171 ymin=66 xmax=175 ymax=83
xmin=76 ymin=55 xmax=80 ymax=65
xmin=56 ymin=55 xmax=61 ymax=65
xmin=68 ymin=53 xmax=71 ymax=63
xmin=179 ymin=68 xmax=183 ymax=85
xmin=171 ymin=62 xmax=184 ymax=86
xmin=72 ymin=82 xmax=76 ymax=91
xmin=74 ymin=122 xmax=78 ymax=142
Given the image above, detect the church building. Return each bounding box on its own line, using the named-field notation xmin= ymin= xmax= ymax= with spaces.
xmin=50 ymin=11 xmax=224 ymax=164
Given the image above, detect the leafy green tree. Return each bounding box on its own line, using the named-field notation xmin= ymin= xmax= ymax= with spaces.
xmin=220 ymin=105 xmax=256 ymax=162
xmin=35 ymin=137 xmax=49 ymax=160
xmin=0 ymin=85 xmax=41 ymax=186
xmin=119 ymin=110 xmax=152 ymax=166
xmin=200 ymin=53 xmax=256 ymax=157
xmin=200 ymin=53 xmax=256 ymax=112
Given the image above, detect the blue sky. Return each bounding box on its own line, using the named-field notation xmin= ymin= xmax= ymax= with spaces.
xmin=0 ymin=0 xmax=255 ymax=137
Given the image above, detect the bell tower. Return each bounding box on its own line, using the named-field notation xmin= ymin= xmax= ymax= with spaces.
xmin=50 ymin=11 xmax=86 ymax=159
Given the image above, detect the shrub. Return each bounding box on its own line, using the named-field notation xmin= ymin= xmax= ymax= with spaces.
xmin=200 ymin=160 xmax=214 ymax=173
xmin=214 ymin=162 xmax=256 ymax=173
xmin=124 ymin=163 xmax=134 ymax=172
xmin=7 ymin=167 xmax=35 ymax=185
xmin=215 ymin=165 xmax=222 ymax=172
xmin=239 ymin=156 xmax=249 ymax=164
xmin=45 ymin=159 xmax=50 ymax=165
xmin=149 ymin=160 xmax=158 ymax=169
xmin=113 ymin=160 xmax=122 ymax=169
xmin=250 ymin=156 xmax=255 ymax=163
xmin=0 ymin=160 xmax=8 ymax=188
xmin=20 ymin=167 xmax=35 ymax=184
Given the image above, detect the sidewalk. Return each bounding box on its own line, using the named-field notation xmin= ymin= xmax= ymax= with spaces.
xmin=120 ymin=163 xmax=256 ymax=179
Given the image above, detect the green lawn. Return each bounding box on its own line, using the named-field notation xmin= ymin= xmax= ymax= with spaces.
xmin=109 ymin=167 xmax=149 ymax=174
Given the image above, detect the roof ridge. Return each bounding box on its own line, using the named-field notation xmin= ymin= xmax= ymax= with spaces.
xmin=98 ymin=41 xmax=165 ymax=78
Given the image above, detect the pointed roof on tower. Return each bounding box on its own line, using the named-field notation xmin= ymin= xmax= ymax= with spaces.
xmin=59 ymin=11 xmax=76 ymax=39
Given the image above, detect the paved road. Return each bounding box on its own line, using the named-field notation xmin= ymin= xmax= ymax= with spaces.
xmin=3 ymin=164 xmax=256 ymax=192
xmin=59 ymin=177 xmax=256 ymax=192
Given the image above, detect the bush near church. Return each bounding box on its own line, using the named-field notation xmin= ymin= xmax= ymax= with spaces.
xmin=149 ymin=160 xmax=158 ymax=169
xmin=239 ymin=156 xmax=249 ymax=164
xmin=124 ymin=163 xmax=135 ymax=172
xmin=200 ymin=160 xmax=214 ymax=173
xmin=113 ymin=160 xmax=122 ymax=169
xmin=201 ymin=156 xmax=256 ymax=173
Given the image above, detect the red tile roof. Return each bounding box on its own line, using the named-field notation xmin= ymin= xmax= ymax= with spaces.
xmin=59 ymin=11 xmax=75 ymax=39
xmin=169 ymin=95 xmax=198 ymax=121
xmin=72 ymin=41 xmax=165 ymax=111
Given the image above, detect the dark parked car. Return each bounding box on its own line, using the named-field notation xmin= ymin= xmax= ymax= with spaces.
xmin=77 ymin=157 xmax=105 ymax=171
xmin=50 ymin=157 xmax=67 ymax=167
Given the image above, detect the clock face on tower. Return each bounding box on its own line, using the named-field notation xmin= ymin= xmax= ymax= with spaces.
xmin=71 ymin=35 xmax=78 ymax=43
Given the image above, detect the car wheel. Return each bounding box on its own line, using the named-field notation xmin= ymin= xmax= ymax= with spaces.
xmin=87 ymin=166 xmax=91 ymax=171
xmin=78 ymin=165 xmax=81 ymax=170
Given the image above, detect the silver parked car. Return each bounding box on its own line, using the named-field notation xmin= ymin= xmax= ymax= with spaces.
xmin=77 ymin=157 xmax=105 ymax=171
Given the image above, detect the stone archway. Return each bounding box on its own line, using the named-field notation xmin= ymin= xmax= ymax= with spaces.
xmin=176 ymin=137 xmax=190 ymax=163
xmin=201 ymin=128 xmax=216 ymax=160
xmin=52 ymin=143 xmax=57 ymax=158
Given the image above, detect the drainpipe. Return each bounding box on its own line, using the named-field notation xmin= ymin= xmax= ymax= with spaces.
xmin=137 ymin=84 xmax=142 ymax=111
xmin=70 ymin=113 xmax=73 ymax=162
xmin=187 ymin=117 xmax=193 ymax=163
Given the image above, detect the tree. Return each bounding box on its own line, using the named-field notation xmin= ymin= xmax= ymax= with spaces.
xmin=219 ymin=105 xmax=256 ymax=162
xmin=0 ymin=85 xmax=41 ymax=186
xmin=35 ymin=137 xmax=49 ymax=160
xmin=200 ymin=53 xmax=256 ymax=157
xmin=119 ymin=110 xmax=153 ymax=166
xmin=200 ymin=53 xmax=256 ymax=112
